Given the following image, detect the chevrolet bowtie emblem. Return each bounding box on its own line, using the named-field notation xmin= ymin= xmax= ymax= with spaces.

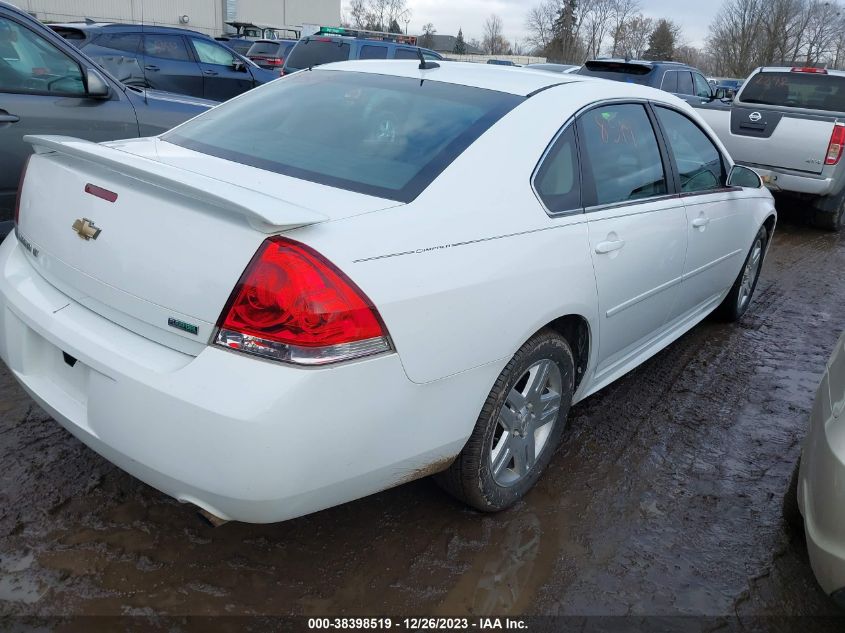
xmin=72 ymin=218 xmax=101 ymax=241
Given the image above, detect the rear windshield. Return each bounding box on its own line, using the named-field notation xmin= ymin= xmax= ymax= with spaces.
xmin=164 ymin=70 xmax=522 ymax=202
xmin=740 ymin=71 xmax=845 ymax=111
xmin=578 ymin=62 xmax=654 ymax=86
xmin=247 ymin=42 xmax=281 ymax=56
xmin=285 ymin=38 xmax=351 ymax=70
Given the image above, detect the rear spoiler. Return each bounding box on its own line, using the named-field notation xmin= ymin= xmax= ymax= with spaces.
xmin=24 ymin=135 xmax=328 ymax=233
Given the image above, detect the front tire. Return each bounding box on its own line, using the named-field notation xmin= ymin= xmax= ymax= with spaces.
xmin=436 ymin=330 xmax=575 ymax=512
xmin=714 ymin=225 xmax=768 ymax=322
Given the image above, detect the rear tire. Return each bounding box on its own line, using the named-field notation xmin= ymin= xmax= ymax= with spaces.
xmin=713 ymin=225 xmax=768 ymax=322
xmin=436 ymin=330 xmax=575 ymax=512
xmin=813 ymin=199 xmax=844 ymax=232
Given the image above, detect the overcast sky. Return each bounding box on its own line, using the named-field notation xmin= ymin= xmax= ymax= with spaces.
xmin=393 ymin=0 xmax=714 ymax=49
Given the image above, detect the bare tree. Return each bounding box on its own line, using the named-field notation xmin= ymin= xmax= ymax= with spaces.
xmin=615 ymin=14 xmax=653 ymax=59
xmin=525 ymin=1 xmax=558 ymax=52
xmin=581 ymin=0 xmax=614 ymax=58
xmin=707 ymin=0 xmax=765 ymax=76
xmin=608 ymin=0 xmax=640 ymax=56
xmin=483 ymin=14 xmax=509 ymax=55
xmin=420 ymin=23 xmax=436 ymax=49
xmin=344 ymin=0 xmax=410 ymax=32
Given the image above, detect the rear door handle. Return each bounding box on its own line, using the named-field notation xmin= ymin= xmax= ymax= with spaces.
xmin=595 ymin=240 xmax=626 ymax=255
xmin=0 ymin=112 xmax=20 ymax=123
xmin=144 ymin=65 xmax=160 ymax=71
xmin=204 ymin=70 xmax=219 ymax=76
xmin=692 ymin=217 xmax=711 ymax=228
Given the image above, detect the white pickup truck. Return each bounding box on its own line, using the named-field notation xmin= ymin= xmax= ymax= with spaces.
xmin=695 ymin=66 xmax=845 ymax=231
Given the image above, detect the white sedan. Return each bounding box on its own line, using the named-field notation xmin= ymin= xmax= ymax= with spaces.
xmin=0 ymin=61 xmax=776 ymax=524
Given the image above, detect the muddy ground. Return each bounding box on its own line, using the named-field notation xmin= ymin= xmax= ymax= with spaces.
xmin=1 ymin=211 xmax=844 ymax=625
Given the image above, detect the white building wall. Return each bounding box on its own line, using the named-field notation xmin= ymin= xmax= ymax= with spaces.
xmin=235 ymin=0 xmax=340 ymax=28
xmin=19 ymin=0 xmax=227 ymax=36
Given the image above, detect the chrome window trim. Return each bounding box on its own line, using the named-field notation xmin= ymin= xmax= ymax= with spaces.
xmin=584 ymin=193 xmax=681 ymax=215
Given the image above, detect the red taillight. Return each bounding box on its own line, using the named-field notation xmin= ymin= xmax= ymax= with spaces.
xmin=215 ymin=237 xmax=391 ymax=365
xmin=791 ymin=66 xmax=828 ymax=74
xmin=13 ymin=155 xmax=31 ymax=226
xmin=826 ymin=123 xmax=845 ymax=165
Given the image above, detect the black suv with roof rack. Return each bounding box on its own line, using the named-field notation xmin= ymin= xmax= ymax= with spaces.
xmin=577 ymin=59 xmax=725 ymax=107
xmin=282 ymin=27 xmax=443 ymax=76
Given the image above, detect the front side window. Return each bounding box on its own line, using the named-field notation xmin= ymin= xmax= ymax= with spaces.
xmin=693 ymin=73 xmax=712 ymax=98
xmin=0 ymin=16 xmax=85 ymax=95
xmin=654 ymin=106 xmax=725 ymax=193
xmin=164 ymin=70 xmax=523 ymax=202
xmin=360 ymin=45 xmax=388 ymax=60
xmin=192 ymin=38 xmax=237 ymax=66
xmin=577 ymin=103 xmax=667 ymax=206
xmin=534 ymin=125 xmax=581 ymax=214
xmin=143 ymin=34 xmax=191 ymax=61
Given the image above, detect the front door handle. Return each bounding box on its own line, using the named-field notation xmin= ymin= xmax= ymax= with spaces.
xmin=144 ymin=65 xmax=160 ymax=72
xmin=204 ymin=70 xmax=219 ymax=76
xmin=0 ymin=112 xmax=20 ymax=124
xmin=595 ymin=240 xmax=626 ymax=255
xmin=692 ymin=217 xmax=711 ymax=228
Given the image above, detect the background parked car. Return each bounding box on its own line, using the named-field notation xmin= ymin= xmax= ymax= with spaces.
xmin=214 ymin=36 xmax=256 ymax=55
xmin=487 ymin=59 xmax=520 ymax=67
xmin=0 ymin=2 xmax=215 ymax=239
xmin=711 ymin=77 xmax=744 ymax=100
xmin=282 ymin=27 xmax=442 ymax=76
xmin=786 ymin=330 xmax=845 ymax=608
xmin=246 ymin=39 xmax=298 ymax=74
xmin=49 ymin=23 xmax=278 ymax=101
xmin=577 ymin=59 xmax=723 ymax=107
xmin=695 ymin=67 xmax=845 ymax=231
xmin=526 ymin=63 xmax=580 ymax=74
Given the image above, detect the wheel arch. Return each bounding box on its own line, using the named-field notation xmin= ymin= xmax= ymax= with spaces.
xmin=541 ymin=314 xmax=592 ymax=392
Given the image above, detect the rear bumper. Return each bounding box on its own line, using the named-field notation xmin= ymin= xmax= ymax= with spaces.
xmin=742 ymin=164 xmax=835 ymax=197
xmin=0 ymin=233 xmax=491 ymax=523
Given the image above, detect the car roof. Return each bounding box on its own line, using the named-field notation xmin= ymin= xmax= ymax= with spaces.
xmin=47 ymin=22 xmax=209 ymax=37
xmin=316 ymin=60 xmax=677 ymax=99
xmin=757 ymin=66 xmax=845 ymax=77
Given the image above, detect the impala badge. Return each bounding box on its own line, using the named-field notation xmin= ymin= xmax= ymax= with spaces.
xmin=72 ymin=218 xmax=101 ymax=241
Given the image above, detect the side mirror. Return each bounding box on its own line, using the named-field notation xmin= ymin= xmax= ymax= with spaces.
xmin=727 ymin=164 xmax=763 ymax=189
xmin=233 ymin=59 xmax=246 ymax=72
xmin=85 ymin=67 xmax=111 ymax=98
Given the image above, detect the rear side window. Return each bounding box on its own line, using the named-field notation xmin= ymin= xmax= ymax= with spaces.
xmin=360 ymin=45 xmax=388 ymax=60
xmin=164 ymin=70 xmax=523 ymax=202
xmin=94 ymin=33 xmax=141 ymax=54
xmin=534 ymin=125 xmax=581 ymax=214
xmin=285 ymin=39 xmax=350 ymax=69
xmin=393 ymin=48 xmax=419 ymax=60
xmin=654 ymin=107 xmax=726 ymax=193
xmin=577 ymin=104 xmax=667 ymax=206
xmin=741 ymin=71 xmax=845 ymax=111
xmin=143 ymin=34 xmax=191 ymax=61
xmin=661 ymin=71 xmax=679 ymax=93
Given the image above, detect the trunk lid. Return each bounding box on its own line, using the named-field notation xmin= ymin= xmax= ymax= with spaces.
xmin=16 ymin=135 xmax=399 ymax=355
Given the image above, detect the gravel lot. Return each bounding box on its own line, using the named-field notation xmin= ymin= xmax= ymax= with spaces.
xmin=0 ymin=211 xmax=844 ymax=625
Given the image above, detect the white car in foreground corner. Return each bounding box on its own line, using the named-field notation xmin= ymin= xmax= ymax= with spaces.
xmin=0 ymin=61 xmax=776 ymax=524
xmin=789 ymin=331 xmax=845 ymax=607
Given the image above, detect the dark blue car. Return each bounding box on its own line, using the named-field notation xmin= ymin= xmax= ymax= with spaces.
xmin=50 ymin=23 xmax=278 ymax=101
xmin=0 ymin=1 xmax=215 ymax=238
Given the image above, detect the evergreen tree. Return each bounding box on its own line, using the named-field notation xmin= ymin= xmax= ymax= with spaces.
xmin=388 ymin=19 xmax=402 ymax=34
xmin=454 ymin=28 xmax=467 ymax=54
xmin=645 ymin=19 xmax=676 ymax=61
xmin=549 ymin=0 xmax=578 ymax=62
